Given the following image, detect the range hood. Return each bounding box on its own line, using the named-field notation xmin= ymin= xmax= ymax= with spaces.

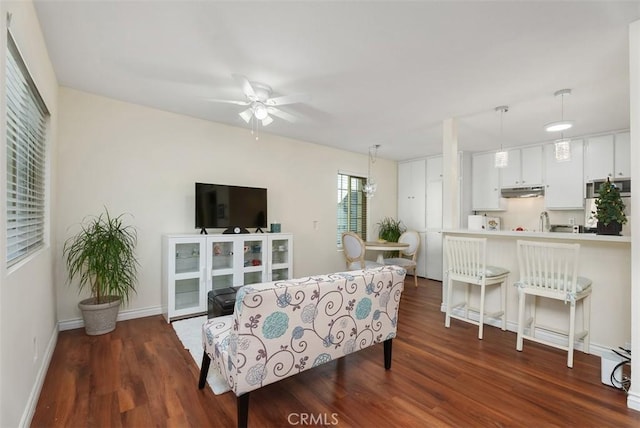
xmin=500 ymin=186 xmax=545 ymax=198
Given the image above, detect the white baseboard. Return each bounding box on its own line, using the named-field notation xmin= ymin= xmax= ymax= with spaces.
xmin=58 ymin=305 xmax=163 ymax=331
xmin=20 ymin=324 xmax=58 ymax=428
xmin=440 ymin=303 xmax=610 ymax=357
xmin=627 ymin=391 xmax=640 ymax=412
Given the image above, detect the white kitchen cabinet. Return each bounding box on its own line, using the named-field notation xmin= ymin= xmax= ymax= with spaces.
xmin=425 ymin=156 xmax=443 ymax=280
xmin=614 ymin=132 xmax=630 ymax=178
xmin=162 ymin=233 xmax=293 ymax=322
xmin=472 ymin=152 xmax=505 ymax=211
xmin=397 ymin=159 xmax=426 ymax=230
xmin=544 ymin=140 xmax=584 ymax=210
xmin=426 ymin=156 xmax=443 ymax=230
xmin=584 ymin=133 xmax=630 ymax=181
xmin=501 ymin=146 xmax=543 ymax=188
xmin=584 ymin=135 xmax=614 ymax=181
xmin=425 ymin=231 xmax=443 ymax=281
xmin=426 ymin=155 xmax=443 ymax=181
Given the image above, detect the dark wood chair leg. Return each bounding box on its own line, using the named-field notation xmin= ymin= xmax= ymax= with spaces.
xmin=384 ymin=339 xmax=392 ymax=370
xmin=198 ymin=351 xmax=211 ymax=389
xmin=237 ymin=392 xmax=250 ymax=428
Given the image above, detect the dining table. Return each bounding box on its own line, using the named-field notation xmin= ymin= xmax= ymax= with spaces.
xmin=364 ymin=241 xmax=410 ymax=264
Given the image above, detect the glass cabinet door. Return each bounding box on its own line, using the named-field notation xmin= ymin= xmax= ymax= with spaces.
xmin=170 ymin=238 xmax=206 ymax=318
xmin=242 ymin=237 xmax=266 ymax=285
xmin=269 ymin=235 xmax=292 ymax=281
xmin=208 ymin=237 xmax=236 ymax=290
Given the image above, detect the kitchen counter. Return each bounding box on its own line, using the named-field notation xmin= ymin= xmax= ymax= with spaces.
xmin=443 ymin=229 xmax=631 ymax=243
xmin=441 ymin=229 xmax=631 ymax=353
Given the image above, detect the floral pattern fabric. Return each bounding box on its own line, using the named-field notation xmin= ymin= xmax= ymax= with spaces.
xmin=202 ymin=265 xmax=406 ymax=396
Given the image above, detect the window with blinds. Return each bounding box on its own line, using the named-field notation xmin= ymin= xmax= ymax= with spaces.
xmin=336 ymin=173 xmax=367 ymax=247
xmin=6 ymin=32 xmax=49 ymax=266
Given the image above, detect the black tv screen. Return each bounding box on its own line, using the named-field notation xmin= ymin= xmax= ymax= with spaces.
xmin=195 ymin=183 xmax=267 ymax=231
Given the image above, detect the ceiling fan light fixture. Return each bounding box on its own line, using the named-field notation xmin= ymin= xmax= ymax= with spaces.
xmin=239 ymin=108 xmax=253 ymax=123
xmin=253 ymin=103 xmax=268 ymax=120
xmin=261 ymin=115 xmax=273 ymax=126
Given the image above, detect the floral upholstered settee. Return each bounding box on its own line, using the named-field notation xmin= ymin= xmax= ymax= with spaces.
xmin=198 ymin=265 xmax=407 ymax=427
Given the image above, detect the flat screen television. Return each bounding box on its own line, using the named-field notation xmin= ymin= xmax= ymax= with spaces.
xmin=195 ymin=183 xmax=267 ymax=234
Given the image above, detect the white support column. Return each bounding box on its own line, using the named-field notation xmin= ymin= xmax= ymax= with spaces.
xmin=442 ymin=118 xmax=459 ymax=230
xmin=627 ymin=19 xmax=640 ymax=411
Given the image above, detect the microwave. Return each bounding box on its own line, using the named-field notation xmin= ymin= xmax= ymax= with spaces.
xmin=586 ymin=179 xmax=631 ymax=198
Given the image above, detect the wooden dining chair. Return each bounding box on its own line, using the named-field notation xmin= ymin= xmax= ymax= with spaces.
xmin=383 ymin=231 xmax=420 ymax=287
xmin=341 ymin=232 xmax=383 ymax=270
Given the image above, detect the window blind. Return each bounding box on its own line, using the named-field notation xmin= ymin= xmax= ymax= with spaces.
xmin=6 ymin=32 xmax=49 ymax=266
xmin=336 ymin=173 xmax=367 ymax=247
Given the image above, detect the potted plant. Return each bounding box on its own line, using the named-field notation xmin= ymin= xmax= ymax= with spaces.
xmin=63 ymin=209 xmax=139 ymax=335
xmin=377 ymin=217 xmax=406 ymax=242
xmin=593 ymin=178 xmax=627 ymax=236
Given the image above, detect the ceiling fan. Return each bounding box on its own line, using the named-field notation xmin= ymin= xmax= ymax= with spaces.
xmin=209 ymin=74 xmax=309 ymax=126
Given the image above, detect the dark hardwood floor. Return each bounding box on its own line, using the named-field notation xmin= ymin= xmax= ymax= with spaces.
xmin=32 ymin=277 xmax=640 ymax=427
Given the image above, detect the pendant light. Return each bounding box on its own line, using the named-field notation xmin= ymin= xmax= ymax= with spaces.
xmin=494 ymin=106 xmax=509 ymax=168
xmin=363 ymin=144 xmax=380 ymax=198
xmin=554 ymin=135 xmax=572 ymax=162
xmin=544 ymin=89 xmax=574 ymax=132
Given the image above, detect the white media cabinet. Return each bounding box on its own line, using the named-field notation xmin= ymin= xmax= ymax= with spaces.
xmin=162 ymin=233 xmax=293 ymax=322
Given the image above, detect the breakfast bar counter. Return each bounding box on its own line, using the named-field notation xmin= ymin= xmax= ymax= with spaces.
xmin=442 ymin=229 xmax=631 ymax=353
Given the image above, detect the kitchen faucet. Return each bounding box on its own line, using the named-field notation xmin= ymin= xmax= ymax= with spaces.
xmin=539 ymin=211 xmax=550 ymax=232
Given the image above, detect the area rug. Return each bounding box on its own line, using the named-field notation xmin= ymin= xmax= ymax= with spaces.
xmin=172 ymin=315 xmax=231 ymax=395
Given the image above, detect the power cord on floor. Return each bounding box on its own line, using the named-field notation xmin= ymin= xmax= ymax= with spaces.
xmin=610 ymin=347 xmax=631 ymax=393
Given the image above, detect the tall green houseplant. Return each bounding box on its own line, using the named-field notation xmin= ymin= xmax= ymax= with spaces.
xmin=64 ymin=209 xmax=139 ymax=334
xmin=593 ymin=178 xmax=627 ymax=235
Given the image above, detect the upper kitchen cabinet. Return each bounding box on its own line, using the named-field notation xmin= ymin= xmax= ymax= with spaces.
xmin=472 ymin=152 xmax=505 ymax=211
xmin=397 ymin=159 xmax=426 ymax=230
xmin=500 ymin=146 xmax=543 ymax=188
xmin=614 ymin=132 xmax=631 ymax=178
xmin=544 ymin=139 xmax=584 ymax=210
xmin=584 ymin=132 xmax=630 ymax=181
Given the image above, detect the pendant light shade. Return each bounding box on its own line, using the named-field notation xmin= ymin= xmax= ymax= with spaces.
xmin=554 ymin=138 xmax=571 ymax=162
xmin=545 ymin=89 xmax=574 ymax=133
xmin=494 ymin=105 xmax=509 ymax=168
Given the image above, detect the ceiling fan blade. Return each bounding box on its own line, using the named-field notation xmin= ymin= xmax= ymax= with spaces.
xmin=239 ymin=107 xmax=253 ymax=123
xmin=206 ymin=98 xmax=249 ymax=106
xmin=232 ymin=73 xmax=256 ymax=99
xmin=261 ymin=116 xmax=274 ymax=126
xmin=267 ymin=107 xmax=297 ymax=123
xmin=265 ymin=93 xmax=310 ymax=106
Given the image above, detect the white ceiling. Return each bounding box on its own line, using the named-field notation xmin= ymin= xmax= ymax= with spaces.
xmin=33 ymin=1 xmax=640 ymax=161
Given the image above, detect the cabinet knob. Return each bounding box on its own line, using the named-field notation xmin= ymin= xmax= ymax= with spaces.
xmin=618 ymin=172 xmax=623 ymax=176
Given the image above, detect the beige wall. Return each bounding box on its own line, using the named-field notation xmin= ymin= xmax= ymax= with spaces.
xmin=55 ymin=87 xmax=398 ymax=323
xmin=1 ymin=1 xmax=59 ymax=427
